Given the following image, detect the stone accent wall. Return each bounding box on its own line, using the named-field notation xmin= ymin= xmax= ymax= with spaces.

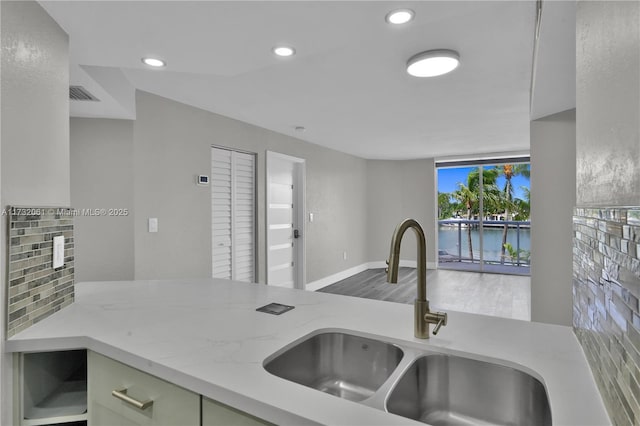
xmin=573 ymin=207 xmax=640 ymax=425
xmin=7 ymin=207 xmax=74 ymax=337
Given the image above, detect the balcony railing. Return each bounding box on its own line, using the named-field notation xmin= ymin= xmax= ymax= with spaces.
xmin=438 ymin=219 xmax=531 ymax=268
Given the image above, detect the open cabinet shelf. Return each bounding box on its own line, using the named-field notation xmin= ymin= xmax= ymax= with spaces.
xmin=20 ymin=350 xmax=87 ymax=426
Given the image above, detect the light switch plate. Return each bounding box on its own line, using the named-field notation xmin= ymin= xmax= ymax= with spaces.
xmin=148 ymin=218 xmax=158 ymax=233
xmin=53 ymin=236 xmax=65 ymax=268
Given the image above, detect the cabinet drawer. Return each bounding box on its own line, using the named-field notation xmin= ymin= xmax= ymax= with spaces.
xmin=88 ymin=351 xmax=199 ymax=426
xmin=202 ymin=397 xmax=272 ymax=426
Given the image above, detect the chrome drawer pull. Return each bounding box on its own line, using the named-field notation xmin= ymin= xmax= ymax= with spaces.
xmin=112 ymin=388 xmax=154 ymax=410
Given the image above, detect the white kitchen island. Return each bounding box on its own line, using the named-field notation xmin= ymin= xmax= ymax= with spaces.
xmin=7 ymin=279 xmax=610 ymax=425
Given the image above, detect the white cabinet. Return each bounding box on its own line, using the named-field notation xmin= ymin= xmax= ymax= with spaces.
xmin=17 ymin=350 xmax=272 ymax=426
xmin=202 ymin=397 xmax=272 ymax=426
xmin=17 ymin=350 xmax=87 ymax=426
xmin=88 ymin=351 xmax=199 ymax=426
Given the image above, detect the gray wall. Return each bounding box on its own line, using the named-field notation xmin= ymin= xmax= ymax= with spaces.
xmin=302 ymin=139 xmax=368 ymax=281
xmin=0 ymin=1 xmax=70 ymax=424
xmin=132 ymin=91 xmax=368 ymax=283
xmin=1 ymin=3 xmax=70 ymax=208
xmin=71 ymin=100 xmax=440 ymax=284
xmin=573 ymin=1 xmax=640 ymax=423
xmin=576 ymin=0 xmax=640 ymax=206
xmin=530 ymin=109 xmax=576 ymax=326
xmin=70 ymin=118 xmax=135 ymax=282
xmin=366 ymin=159 xmax=437 ymax=266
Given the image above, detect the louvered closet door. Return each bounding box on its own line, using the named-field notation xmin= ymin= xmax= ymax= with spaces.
xmin=212 ymin=149 xmax=233 ymax=279
xmin=232 ymin=152 xmax=255 ymax=281
xmin=211 ymin=147 xmax=255 ymax=282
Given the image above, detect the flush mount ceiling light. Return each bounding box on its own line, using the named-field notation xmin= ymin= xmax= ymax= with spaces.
xmin=406 ymin=49 xmax=460 ymax=77
xmin=141 ymin=57 xmax=166 ymax=68
xmin=273 ymin=46 xmax=296 ymax=57
xmin=386 ymin=9 xmax=415 ymax=25
xmin=294 ymin=126 xmax=306 ymax=132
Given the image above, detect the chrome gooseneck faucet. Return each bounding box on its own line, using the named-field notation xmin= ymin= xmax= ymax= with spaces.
xmin=386 ymin=218 xmax=447 ymax=339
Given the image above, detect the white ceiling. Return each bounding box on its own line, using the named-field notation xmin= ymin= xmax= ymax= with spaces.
xmin=40 ymin=1 xmax=575 ymax=160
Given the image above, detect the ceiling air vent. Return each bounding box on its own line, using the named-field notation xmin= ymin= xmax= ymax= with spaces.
xmin=69 ymin=86 xmax=100 ymax=102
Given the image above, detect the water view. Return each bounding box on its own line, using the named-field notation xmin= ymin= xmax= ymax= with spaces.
xmin=438 ymin=225 xmax=531 ymax=264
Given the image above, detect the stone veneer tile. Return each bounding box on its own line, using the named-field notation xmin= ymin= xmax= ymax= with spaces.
xmin=574 ymin=207 xmax=640 ymax=425
xmin=6 ymin=207 xmax=75 ymax=338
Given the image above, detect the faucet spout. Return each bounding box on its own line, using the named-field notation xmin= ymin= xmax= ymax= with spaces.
xmin=386 ymin=218 xmax=447 ymax=339
xmin=386 ymin=219 xmax=427 ymax=301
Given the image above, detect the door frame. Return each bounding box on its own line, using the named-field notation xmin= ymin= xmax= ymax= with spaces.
xmin=266 ymin=151 xmax=306 ymax=289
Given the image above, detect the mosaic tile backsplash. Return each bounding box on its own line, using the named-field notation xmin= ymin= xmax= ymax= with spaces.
xmin=7 ymin=207 xmax=74 ymax=337
xmin=574 ymin=207 xmax=640 ymax=425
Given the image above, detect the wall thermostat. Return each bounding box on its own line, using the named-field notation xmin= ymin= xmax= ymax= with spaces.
xmin=197 ymin=175 xmax=209 ymax=186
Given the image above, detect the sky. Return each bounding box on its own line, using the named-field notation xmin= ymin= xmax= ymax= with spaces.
xmin=438 ymin=165 xmax=530 ymax=201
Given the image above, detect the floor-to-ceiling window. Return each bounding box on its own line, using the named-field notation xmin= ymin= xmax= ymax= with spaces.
xmin=437 ymin=157 xmax=531 ymax=275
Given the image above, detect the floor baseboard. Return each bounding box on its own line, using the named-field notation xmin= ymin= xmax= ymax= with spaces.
xmin=305 ymin=263 xmax=370 ymax=291
xmin=306 ymin=260 xmax=437 ymax=291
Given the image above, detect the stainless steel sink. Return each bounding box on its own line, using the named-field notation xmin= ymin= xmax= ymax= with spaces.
xmin=264 ymin=332 xmax=403 ymax=402
xmin=386 ymin=354 xmax=552 ymax=426
xmin=264 ymin=331 xmax=552 ymax=424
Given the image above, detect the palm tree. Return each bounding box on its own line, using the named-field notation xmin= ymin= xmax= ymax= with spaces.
xmin=438 ymin=192 xmax=452 ymax=219
xmin=469 ymin=167 xmax=501 ymax=216
xmin=498 ymin=164 xmax=530 ymax=263
xmin=453 ymin=183 xmax=476 ymax=260
xmin=513 ymin=186 xmax=530 ymax=221
xmin=452 ymin=168 xmax=501 ymax=262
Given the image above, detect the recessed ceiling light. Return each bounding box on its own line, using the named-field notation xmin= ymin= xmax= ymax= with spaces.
xmin=141 ymin=57 xmax=166 ymax=68
xmin=406 ymin=49 xmax=460 ymax=77
xmin=386 ymin=9 xmax=415 ymax=25
xmin=273 ymin=46 xmax=296 ymax=57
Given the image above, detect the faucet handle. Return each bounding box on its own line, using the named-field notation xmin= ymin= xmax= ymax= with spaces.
xmin=424 ymin=311 xmax=448 ymax=335
xmin=432 ymin=314 xmax=447 ymax=335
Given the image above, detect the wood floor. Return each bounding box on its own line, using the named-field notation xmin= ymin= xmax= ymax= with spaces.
xmin=318 ymin=267 xmax=531 ymax=321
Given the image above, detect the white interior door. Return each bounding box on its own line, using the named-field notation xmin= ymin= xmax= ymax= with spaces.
xmin=212 ymin=147 xmax=256 ymax=282
xmin=267 ymin=151 xmax=305 ymax=289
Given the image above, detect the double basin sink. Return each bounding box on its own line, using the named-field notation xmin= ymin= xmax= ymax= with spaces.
xmin=264 ymin=331 xmax=551 ymax=425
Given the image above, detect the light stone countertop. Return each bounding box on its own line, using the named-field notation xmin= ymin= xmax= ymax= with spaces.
xmin=7 ymin=279 xmax=610 ymax=425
